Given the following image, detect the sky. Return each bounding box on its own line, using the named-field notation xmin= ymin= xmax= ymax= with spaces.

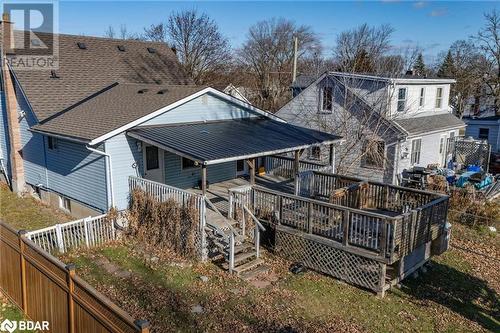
xmin=36 ymin=1 xmax=500 ymax=63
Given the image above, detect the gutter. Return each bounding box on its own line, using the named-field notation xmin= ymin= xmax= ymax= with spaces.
xmin=85 ymin=144 xmax=115 ymax=210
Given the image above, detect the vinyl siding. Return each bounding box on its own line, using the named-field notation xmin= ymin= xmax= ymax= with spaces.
xmin=0 ymin=90 xmax=11 ymax=179
xmin=45 ymin=139 xmax=108 ymax=211
xmin=464 ymin=121 xmax=499 ymax=152
xmin=164 ymin=151 xmax=236 ymax=189
xmin=142 ymin=92 xmax=259 ymax=126
xmin=106 ymin=133 xmax=143 ymax=210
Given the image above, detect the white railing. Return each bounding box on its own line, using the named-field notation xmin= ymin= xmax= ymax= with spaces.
xmin=128 ymin=176 xmax=207 ymax=261
xmin=265 ymin=155 xmax=332 ymax=179
xmin=26 ymin=214 xmax=115 ymax=254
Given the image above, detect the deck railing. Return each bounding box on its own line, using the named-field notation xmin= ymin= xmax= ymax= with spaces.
xmin=265 ymin=155 xmax=332 ymax=179
xmin=26 ymin=214 xmax=115 ymax=254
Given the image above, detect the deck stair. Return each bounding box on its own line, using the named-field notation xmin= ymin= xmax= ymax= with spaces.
xmin=204 ymin=196 xmax=268 ymax=277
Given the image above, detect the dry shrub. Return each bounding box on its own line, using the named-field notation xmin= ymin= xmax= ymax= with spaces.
xmin=126 ymin=189 xmax=198 ymax=258
xmin=427 ymin=175 xmax=448 ymax=193
xmin=449 ymin=186 xmax=500 ymax=228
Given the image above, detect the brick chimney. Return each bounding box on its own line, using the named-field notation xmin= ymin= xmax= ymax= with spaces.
xmin=1 ymin=13 xmax=25 ymax=193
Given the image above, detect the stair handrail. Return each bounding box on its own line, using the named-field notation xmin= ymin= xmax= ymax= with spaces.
xmin=203 ymin=196 xmax=240 ymax=237
xmin=243 ymin=205 xmax=266 ymax=231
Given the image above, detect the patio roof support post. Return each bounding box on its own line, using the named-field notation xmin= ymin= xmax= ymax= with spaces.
xmin=329 ymin=144 xmax=335 ymax=173
xmin=294 ymin=150 xmax=300 ymax=195
xmin=247 ymin=158 xmax=256 ymax=185
xmin=201 ymin=164 xmax=207 ymax=196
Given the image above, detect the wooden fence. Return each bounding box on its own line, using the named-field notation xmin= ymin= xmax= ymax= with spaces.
xmin=26 ymin=214 xmax=116 ymax=255
xmin=0 ymin=221 xmax=149 ymax=333
xmin=265 ymin=155 xmax=332 ymax=179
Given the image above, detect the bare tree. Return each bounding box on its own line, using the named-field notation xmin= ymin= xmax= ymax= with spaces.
xmin=333 ymin=23 xmax=394 ymax=73
xmin=166 ymin=9 xmax=231 ymax=85
xmin=473 ymin=9 xmax=500 ymax=115
xmin=143 ymin=23 xmax=167 ymax=42
xmin=104 ymin=26 xmax=115 ymax=39
xmin=237 ymin=18 xmax=320 ymax=111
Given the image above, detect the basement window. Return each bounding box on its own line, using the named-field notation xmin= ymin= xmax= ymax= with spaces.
xmin=59 ymin=196 xmax=71 ymax=212
xmin=47 ymin=137 xmax=58 ymax=150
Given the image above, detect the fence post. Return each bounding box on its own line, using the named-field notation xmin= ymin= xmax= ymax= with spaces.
xmin=229 ymin=233 xmax=235 ymax=273
xmin=342 ymin=210 xmax=350 ymax=246
xmin=55 ymin=224 xmax=65 ymax=253
xmin=134 ymin=319 xmax=150 ymax=333
xmin=66 ymin=264 xmax=76 ymax=333
xmin=18 ymin=230 xmax=28 ymax=312
xmin=83 ymin=217 xmax=90 ymax=248
xmin=380 ymin=219 xmax=387 ymax=258
xmin=228 ymin=193 xmax=234 ymax=220
xmin=307 ymin=201 xmax=313 ymax=233
xmin=254 ymin=224 xmax=260 ymax=259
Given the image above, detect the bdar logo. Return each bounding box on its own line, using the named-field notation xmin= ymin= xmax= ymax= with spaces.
xmin=0 ymin=319 xmax=17 ymax=333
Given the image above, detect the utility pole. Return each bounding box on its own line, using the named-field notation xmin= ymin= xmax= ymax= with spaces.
xmin=292 ymin=36 xmax=298 ymax=83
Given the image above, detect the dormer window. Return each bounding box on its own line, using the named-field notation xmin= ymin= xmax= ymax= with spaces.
xmin=435 ymin=87 xmax=443 ymax=109
xmin=321 ymin=86 xmax=333 ymax=113
xmin=397 ymin=88 xmax=407 ymax=112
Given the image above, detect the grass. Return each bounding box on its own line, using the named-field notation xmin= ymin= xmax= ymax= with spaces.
xmin=0 ymin=293 xmax=35 ymax=333
xmin=59 ymin=222 xmax=499 ymax=333
xmin=0 ymin=184 xmax=71 ymax=230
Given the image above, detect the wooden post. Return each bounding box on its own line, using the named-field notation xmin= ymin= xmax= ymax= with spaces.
xmin=18 ymin=230 xmax=28 ymax=312
xmin=134 ymin=320 xmax=151 ymax=333
xmin=377 ymin=263 xmax=387 ymax=298
xmin=201 ymin=164 xmax=207 ymax=196
xmin=254 ymin=225 xmax=260 ymax=258
xmin=329 ymin=144 xmax=335 ymax=172
xmin=380 ymin=219 xmax=388 ymax=258
xmin=247 ymin=158 xmax=255 ymax=185
xmin=229 ymin=233 xmax=235 ymax=273
xmin=66 ymin=263 xmax=76 ymax=333
xmin=294 ymin=150 xmax=300 ymax=195
xmin=342 ymin=210 xmax=350 ymax=246
xmin=307 ymin=201 xmax=313 ymax=233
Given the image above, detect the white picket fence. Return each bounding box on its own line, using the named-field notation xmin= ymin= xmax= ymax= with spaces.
xmin=26 ymin=214 xmax=116 ymax=254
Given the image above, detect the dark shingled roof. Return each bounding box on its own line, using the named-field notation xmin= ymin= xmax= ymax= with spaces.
xmin=128 ymin=118 xmax=342 ymax=164
xmin=291 ymin=74 xmax=318 ymax=89
xmin=33 ymin=83 xmax=205 ymax=141
xmin=394 ymin=113 xmax=465 ymax=135
xmin=8 ymin=31 xmax=192 ymax=121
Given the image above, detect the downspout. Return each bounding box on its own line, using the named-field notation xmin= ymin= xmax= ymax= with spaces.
xmin=86 ymin=145 xmax=115 ymax=210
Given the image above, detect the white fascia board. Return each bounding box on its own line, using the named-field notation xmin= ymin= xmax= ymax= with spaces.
xmin=89 ymin=87 xmax=284 ymax=146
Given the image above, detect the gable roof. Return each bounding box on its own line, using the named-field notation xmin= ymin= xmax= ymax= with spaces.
xmin=394 ymin=112 xmax=465 ymax=136
xmin=291 ymin=74 xmax=318 ymax=89
xmin=8 ymin=31 xmax=192 ymax=121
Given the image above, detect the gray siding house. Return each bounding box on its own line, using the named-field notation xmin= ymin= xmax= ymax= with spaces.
xmin=278 ymin=72 xmax=466 ymax=184
xmin=0 ymin=23 xmax=339 ymax=218
xmin=463 ymin=116 xmax=500 ymax=153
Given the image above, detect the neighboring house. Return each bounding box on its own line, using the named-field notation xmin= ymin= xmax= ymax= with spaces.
xmin=278 ymin=72 xmax=466 ymax=184
xmin=0 ymin=19 xmax=339 ymax=218
xmin=463 ymin=83 xmax=498 ymax=118
xmin=463 ymin=116 xmax=500 ymax=153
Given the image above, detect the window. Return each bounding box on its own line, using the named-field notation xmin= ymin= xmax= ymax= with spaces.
xmin=59 ymin=196 xmax=71 ymax=212
xmin=309 ymin=146 xmax=321 ymax=160
xmin=362 ymin=140 xmax=385 ymax=168
xmin=321 ymin=87 xmax=333 ymax=112
xmin=182 ymin=157 xmax=198 ymax=169
xmin=439 ymin=137 xmax=445 ymax=154
xmin=145 ymin=146 xmax=159 ymax=170
xmin=47 ymin=137 xmax=58 ymax=150
xmin=479 ymin=128 xmax=489 ymax=140
xmin=449 ymin=131 xmax=455 ymax=139
xmin=435 ymin=87 xmax=443 ymax=108
xmin=397 ymin=88 xmax=407 ymax=112
xmin=419 ymin=87 xmax=425 ymax=108
xmin=411 ymin=139 xmax=422 ymax=165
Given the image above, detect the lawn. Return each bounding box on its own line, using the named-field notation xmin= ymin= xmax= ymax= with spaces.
xmin=0 ymin=184 xmax=71 ymax=230
xmin=0 ymin=292 xmax=35 ymax=333
xmin=60 ymin=223 xmax=499 ymax=333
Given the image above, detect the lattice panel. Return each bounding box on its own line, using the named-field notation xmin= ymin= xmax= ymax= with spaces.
xmin=275 ymin=228 xmax=382 ymax=292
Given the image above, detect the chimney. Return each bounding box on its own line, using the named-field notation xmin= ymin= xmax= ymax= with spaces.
xmin=1 ymin=13 xmax=25 ymax=194
xmin=1 ymin=12 xmax=13 ymax=54
xmin=405 ymin=69 xmax=413 ymax=76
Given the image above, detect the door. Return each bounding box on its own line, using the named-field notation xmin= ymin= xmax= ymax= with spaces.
xmin=143 ymin=144 xmax=164 ymax=183
xmin=236 ymin=159 xmax=248 ymax=176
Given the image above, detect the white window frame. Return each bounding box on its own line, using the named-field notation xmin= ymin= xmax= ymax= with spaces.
xmin=397 ymin=88 xmax=407 ymax=112
xmin=410 ymin=138 xmax=422 ymax=165
xmin=419 ymin=87 xmax=425 ymax=108
xmin=47 ymin=136 xmax=58 ymax=150
xmin=59 ymin=195 xmax=71 ymax=212
xmin=320 ymin=86 xmax=334 ymax=113
xmin=435 ymin=87 xmax=444 ymax=109
xmin=439 ymin=135 xmax=446 ymax=154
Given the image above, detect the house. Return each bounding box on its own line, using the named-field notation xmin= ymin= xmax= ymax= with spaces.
xmin=462 ymin=116 xmax=500 ymax=153
xmin=0 ymin=16 xmax=340 ymax=218
xmin=278 ymin=72 xmax=466 ymax=184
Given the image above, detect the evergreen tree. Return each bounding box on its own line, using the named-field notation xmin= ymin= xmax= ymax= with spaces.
xmin=413 ymin=53 xmax=426 ymax=76
xmin=437 ymin=50 xmax=455 ymax=78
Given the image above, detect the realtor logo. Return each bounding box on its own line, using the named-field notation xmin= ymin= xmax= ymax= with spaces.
xmin=2 ymin=0 xmax=59 ymax=70
xmin=0 ymin=319 xmax=49 ymax=332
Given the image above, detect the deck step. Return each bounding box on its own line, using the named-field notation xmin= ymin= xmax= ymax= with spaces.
xmin=234 ymin=251 xmax=257 ymax=264
xmin=240 ymin=264 xmax=270 ymax=280
xmin=226 ymin=243 xmax=254 ymax=254
xmin=233 ymin=258 xmax=264 ymax=275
